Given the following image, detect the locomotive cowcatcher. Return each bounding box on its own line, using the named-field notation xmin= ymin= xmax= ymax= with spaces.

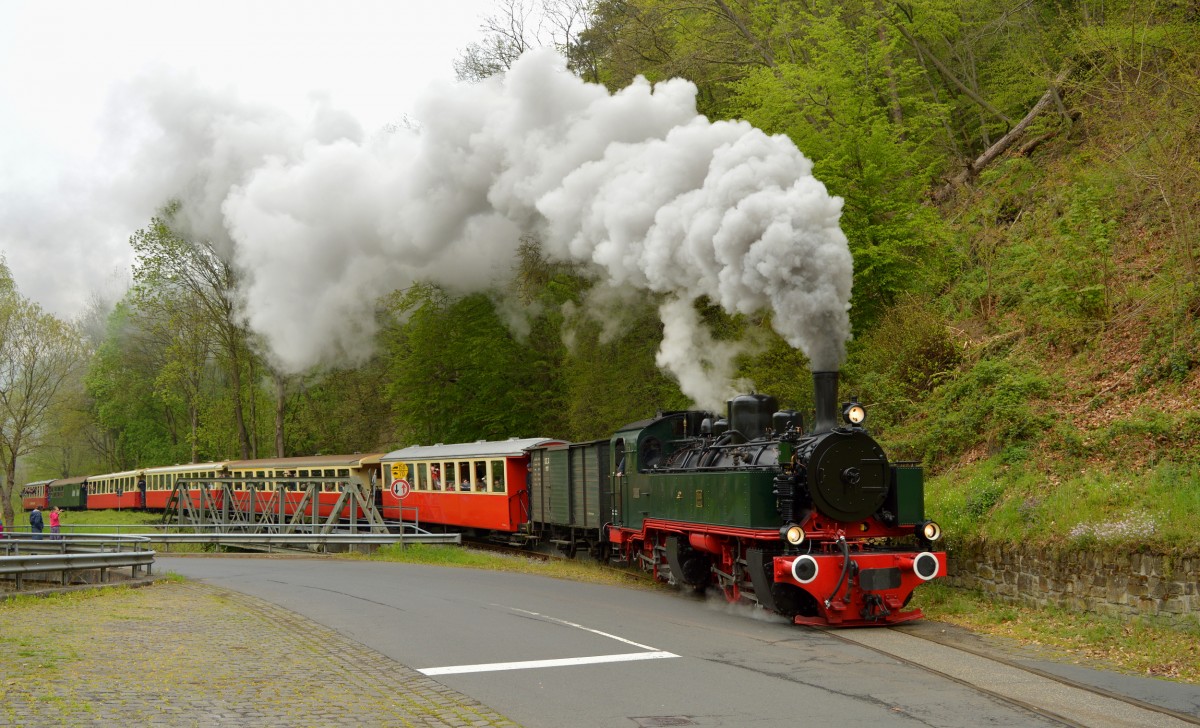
xmin=606 ymin=371 xmax=946 ymax=627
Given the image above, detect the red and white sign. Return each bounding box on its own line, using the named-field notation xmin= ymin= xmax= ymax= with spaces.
xmin=390 ymin=478 xmax=411 ymax=499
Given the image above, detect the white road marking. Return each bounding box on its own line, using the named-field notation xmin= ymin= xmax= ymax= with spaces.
xmin=418 ymin=650 xmax=677 ymax=676
xmin=418 ymin=607 xmax=679 ymax=676
xmin=507 ymin=607 xmax=660 ymax=650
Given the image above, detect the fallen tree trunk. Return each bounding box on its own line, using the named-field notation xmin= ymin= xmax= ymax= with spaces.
xmin=934 ymin=67 xmax=1073 ymax=202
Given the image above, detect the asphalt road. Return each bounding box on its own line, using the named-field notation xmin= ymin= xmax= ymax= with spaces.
xmin=158 ymin=555 xmax=1071 ymax=728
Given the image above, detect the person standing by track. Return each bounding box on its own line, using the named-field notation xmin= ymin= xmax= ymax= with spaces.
xmin=49 ymin=506 xmax=61 ymax=539
xmin=29 ymin=506 xmax=44 ymax=539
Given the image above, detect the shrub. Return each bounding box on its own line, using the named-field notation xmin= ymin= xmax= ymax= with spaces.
xmin=904 ymin=357 xmax=1056 ymax=467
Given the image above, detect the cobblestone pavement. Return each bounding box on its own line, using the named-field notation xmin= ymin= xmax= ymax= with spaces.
xmin=0 ymin=580 xmax=522 ymax=727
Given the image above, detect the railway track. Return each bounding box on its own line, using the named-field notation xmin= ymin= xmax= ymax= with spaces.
xmin=825 ymin=623 xmax=1199 ymax=727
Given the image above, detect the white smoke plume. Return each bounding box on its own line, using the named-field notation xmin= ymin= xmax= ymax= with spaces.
xmin=116 ymin=49 xmax=853 ymax=409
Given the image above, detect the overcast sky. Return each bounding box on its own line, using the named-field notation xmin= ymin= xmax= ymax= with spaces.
xmin=0 ymin=0 xmax=496 ymax=320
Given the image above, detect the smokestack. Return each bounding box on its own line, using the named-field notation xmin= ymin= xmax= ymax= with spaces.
xmin=813 ymin=371 xmax=838 ymax=433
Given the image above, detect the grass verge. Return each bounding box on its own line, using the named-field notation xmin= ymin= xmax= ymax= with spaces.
xmin=364 ymin=543 xmax=661 ymax=587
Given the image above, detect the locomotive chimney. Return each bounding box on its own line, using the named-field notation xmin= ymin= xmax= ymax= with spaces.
xmin=812 ymin=371 xmax=838 ymax=434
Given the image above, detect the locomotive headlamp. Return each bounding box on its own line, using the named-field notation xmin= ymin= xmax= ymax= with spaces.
xmin=842 ymin=401 xmax=866 ymax=426
xmin=919 ymin=520 xmax=943 ymax=542
xmin=780 ymin=523 xmax=805 ymax=546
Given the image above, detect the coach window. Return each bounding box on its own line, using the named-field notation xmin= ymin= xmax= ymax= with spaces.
xmin=471 ymin=461 xmax=486 ymax=491
xmin=443 ymin=462 xmax=456 ymax=492
xmin=417 ymin=463 xmax=428 ymax=490
xmin=490 ymin=460 xmax=505 ymax=492
xmin=456 ymin=461 xmax=471 ymax=492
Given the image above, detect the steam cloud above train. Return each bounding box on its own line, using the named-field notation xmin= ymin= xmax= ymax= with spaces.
xmin=113 ymin=49 xmax=853 ymax=409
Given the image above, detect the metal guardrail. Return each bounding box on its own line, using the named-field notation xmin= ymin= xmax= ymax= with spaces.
xmin=0 ymin=534 xmax=156 ymax=592
xmin=3 ymin=523 xmax=462 ymax=554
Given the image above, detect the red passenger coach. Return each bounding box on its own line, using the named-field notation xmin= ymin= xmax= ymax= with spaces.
xmin=380 ymin=438 xmax=563 ymax=532
xmin=225 ymin=453 xmax=385 ymax=519
xmin=20 ymin=480 xmax=52 ymax=511
xmin=86 ymin=469 xmax=144 ymax=510
xmin=143 ymin=462 xmax=230 ymax=510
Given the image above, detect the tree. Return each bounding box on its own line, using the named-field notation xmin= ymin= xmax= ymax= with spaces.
xmin=0 ymin=272 xmax=88 ymax=531
xmin=455 ymin=0 xmax=599 ymax=81
xmin=130 ymin=212 xmax=258 ymax=459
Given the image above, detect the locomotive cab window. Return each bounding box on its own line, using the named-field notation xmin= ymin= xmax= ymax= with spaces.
xmin=639 ymin=437 xmax=663 ymax=471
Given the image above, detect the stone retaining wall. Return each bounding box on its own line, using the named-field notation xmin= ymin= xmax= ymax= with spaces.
xmin=944 ymin=541 xmax=1199 ymax=625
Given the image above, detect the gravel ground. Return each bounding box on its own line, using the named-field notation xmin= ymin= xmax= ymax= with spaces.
xmin=0 ymin=579 xmax=521 ymax=727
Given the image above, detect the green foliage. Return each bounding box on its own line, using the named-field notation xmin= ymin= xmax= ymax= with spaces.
xmin=1137 ymin=290 xmax=1200 ymax=386
xmin=843 ymin=295 xmax=962 ymax=434
xmin=1093 ymin=407 xmax=1200 ymax=468
xmin=926 ymin=457 xmax=1200 ymax=551
xmin=382 ymin=286 xmax=561 ymax=445
xmin=562 ymin=298 xmax=689 ymax=440
xmin=726 ymin=1 xmax=953 ymax=326
xmin=965 ymin=479 xmax=1006 ymax=519
xmin=899 ymin=356 xmax=1055 ymax=466
xmin=285 ymin=362 xmax=395 ymax=454
xmin=1007 ymin=183 xmax=1117 ymax=339
xmin=737 ymin=332 xmax=814 ymax=414
xmin=85 ymin=301 xmax=185 ymax=468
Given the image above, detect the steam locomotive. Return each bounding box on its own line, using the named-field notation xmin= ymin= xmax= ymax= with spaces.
xmin=596 ymin=371 xmax=945 ymax=627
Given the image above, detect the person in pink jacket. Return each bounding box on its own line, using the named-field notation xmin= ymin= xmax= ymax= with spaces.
xmin=49 ymin=506 xmax=61 ymax=540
